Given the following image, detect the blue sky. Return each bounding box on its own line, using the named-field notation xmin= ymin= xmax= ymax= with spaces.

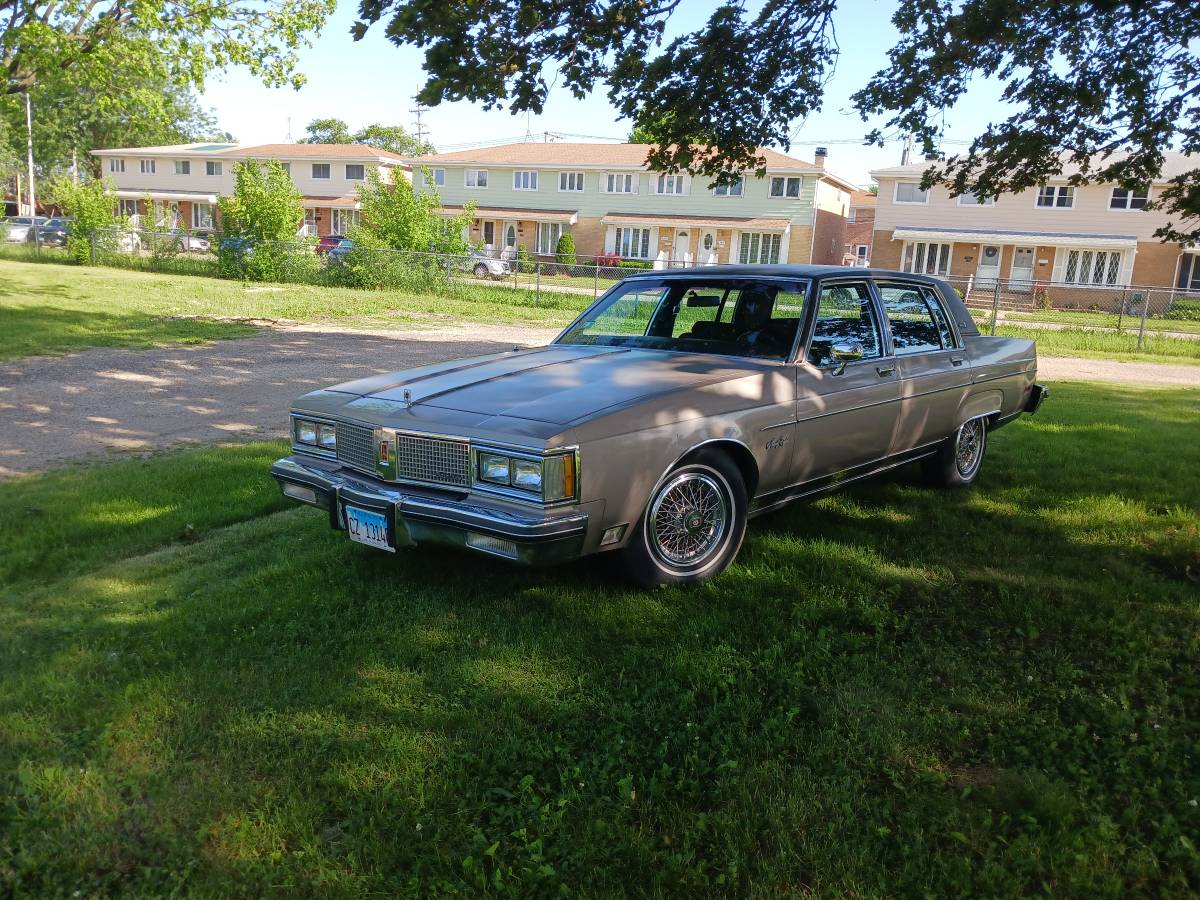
xmin=200 ymin=0 xmax=1009 ymax=187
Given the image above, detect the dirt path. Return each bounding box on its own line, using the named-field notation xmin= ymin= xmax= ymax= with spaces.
xmin=0 ymin=325 xmax=1194 ymax=478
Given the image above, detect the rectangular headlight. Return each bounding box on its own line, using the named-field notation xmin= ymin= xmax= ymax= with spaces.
xmin=479 ymin=452 xmax=511 ymax=484
xmin=317 ymin=423 xmax=337 ymax=450
xmin=542 ymin=453 xmax=577 ymax=502
xmin=511 ymin=458 xmax=542 ymax=491
xmin=294 ymin=419 xmax=318 ymax=445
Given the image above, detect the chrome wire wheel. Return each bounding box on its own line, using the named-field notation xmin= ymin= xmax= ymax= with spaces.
xmin=648 ymin=470 xmax=731 ymax=571
xmin=955 ymin=418 xmax=985 ymax=478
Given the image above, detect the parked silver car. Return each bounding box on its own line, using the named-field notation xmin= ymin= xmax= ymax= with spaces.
xmin=272 ymin=266 xmax=1046 ymax=585
xmin=4 ymin=216 xmax=49 ymax=242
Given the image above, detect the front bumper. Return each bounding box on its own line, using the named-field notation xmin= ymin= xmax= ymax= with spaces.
xmin=271 ymin=454 xmax=589 ymax=565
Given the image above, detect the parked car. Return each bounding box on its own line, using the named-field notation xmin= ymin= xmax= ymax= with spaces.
xmin=315 ymin=234 xmax=345 ymax=255
xmin=168 ymin=230 xmax=211 ymax=253
xmin=219 ymin=235 xmax=254 ymax=261
xmin=4 ymin=216 xmax=49 ymax=242
xmin=26 ymin=217 xmax=69 ymax=247
xmin=272 ymin=266 xmax=1047 ymax=585
xmin=326 ymin=238 xmax=355 ymax=264
xmin=462 ymin=250 xmax=513 ymax=280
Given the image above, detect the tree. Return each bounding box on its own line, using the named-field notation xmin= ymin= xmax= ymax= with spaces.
xmin=218 ymin=160 xmax=306 ymax=280
xmin=301 ymin=118 xmax=353 ymax=144
xmin=555 ymin=232 xmax=576 ymax=266
xmin=47 ymin=176 xmax=122 ymax=263
xmin=350 ymin=169 xmax=470 ymax=253
xmin=302 ymin=118 xmax=432 ymax=154
xmin=853 ymin=0 xmax=1200 ymax=243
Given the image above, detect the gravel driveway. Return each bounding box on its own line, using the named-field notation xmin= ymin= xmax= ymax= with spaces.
xmin=0 ymin=325 xmax=1195 ymax=478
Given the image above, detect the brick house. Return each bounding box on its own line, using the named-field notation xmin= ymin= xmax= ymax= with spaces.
xmin=842 ymin=189 xmax=876 ymax=266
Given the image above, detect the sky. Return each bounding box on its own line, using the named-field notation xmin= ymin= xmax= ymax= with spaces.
xmin=200 ymin=0 xmax=1010 ymax=188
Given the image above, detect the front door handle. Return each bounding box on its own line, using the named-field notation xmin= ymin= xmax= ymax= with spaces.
xmin=876 ymin=364 xmax=896 ymax=377
xmin=950 ymin=355 xmax=965 ymax=367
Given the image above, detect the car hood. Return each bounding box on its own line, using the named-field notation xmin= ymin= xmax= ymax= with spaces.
xmin=309 ymin=344 xmax=776 ymax=432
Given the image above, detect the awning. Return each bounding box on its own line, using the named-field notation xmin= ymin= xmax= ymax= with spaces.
xmin=114 ymin=189 xmax=217 ymax=203
xmin=891 ymin=225 xmax=1138 ymax=250
xmin=302 ymin=196 xmax=360 ymax=209
xmin=440 ymin=206 xmax=578 ymax=224
xmin=600 ymin=213 xmax=791 ymax=230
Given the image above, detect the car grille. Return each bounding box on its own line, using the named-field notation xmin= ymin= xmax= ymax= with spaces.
xmin=335 ymin=421 xmax=470 ymax=487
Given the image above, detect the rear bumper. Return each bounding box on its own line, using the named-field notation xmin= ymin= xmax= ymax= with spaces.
xmin=270 ymin=455 xmax=589 ymax=565
xmin=1024 ymin=383 xmax=1049 ymax=414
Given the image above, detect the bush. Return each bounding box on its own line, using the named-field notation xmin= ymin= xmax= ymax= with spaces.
xmin=555 ymin=232 xmax=576 ymax=266
xmin=1164 ymin=298 xmax=1200 ymax=321
xmin=1033 ymin=286 xmax=1052 ymax=309
xmin=49 ymin=177 xmax=123 ymax=264
xmin=515 ymin=244 xmax=533 ymax=274
xmin=218 ymin=160 xmax=307 ymax=282
xmin=617 ymin=259 xmax=653 ymax=270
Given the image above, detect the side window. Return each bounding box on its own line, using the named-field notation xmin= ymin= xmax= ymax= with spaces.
xmin=877 ymin=283 xmax=947 ymax=354
xmin=807 ymin=282 xmax=882 ymax=366
xmin=921 ymin=287 xmax=957 ymax=349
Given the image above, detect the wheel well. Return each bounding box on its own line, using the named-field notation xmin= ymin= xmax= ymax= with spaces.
xmin=679 ymin=440 xmax=760 ymax=497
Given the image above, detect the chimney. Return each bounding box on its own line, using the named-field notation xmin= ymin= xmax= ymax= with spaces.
xmin=814 ymin=146 xmax=828 ymax=168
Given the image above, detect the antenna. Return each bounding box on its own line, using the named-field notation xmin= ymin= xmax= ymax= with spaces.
xmin=410 ymin=99 xmax=430 ymax=148
xmin=523 ymin=110 xmax=534 ymax=143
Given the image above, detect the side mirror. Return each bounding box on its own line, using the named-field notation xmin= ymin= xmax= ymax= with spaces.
xmin=829 ymin=341 xmax=864 ymax=375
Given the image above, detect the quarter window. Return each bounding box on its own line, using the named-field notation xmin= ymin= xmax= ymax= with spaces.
xmin=807 ymin=283 xmax=883 ymax=365
xmin=713 ymin=177 xmax=744 ymax=197
xmin=1110 ymin=187 xmax=1149 ymax=210
xmin=895 ymin=182 xmax=928 ymax=203
xmin=513 ymin=170 xmax=538 ymax=191
xmin=738 ymin=232 xmax=782 ymax=265
xmin=901 ymin=241 xmax=951 ymax=276
xmin=559 ymin=171 xmax=584 ymax=192
xmin=614 ymin=226 xmax=651 ymax=258
xmin=465 ymin=169 xmax=488 ymax=188
xmin=769 ymin=176 xmax=802 ymax=198
xmin=1064 ymin=249 xmax=1123 ymax=286
xmin=1036 ymin=185 xmax=1074 ymax=208
xmin=206 ymin=161 xmax=222 ymax=176
xmin=108 ymin=159 xmax=125 ymax=174
xmin=345 ymin=164 xmax=365 ymax=181
xmin=536 ymin=222 xmax=562 ymax=255
xmin=877 ymin=283 xmax=952 ymax=355
xmin=312 ymin=163 xmax=331 ymax=179
xmin=174 ymin=160 xmax=190 ymax=175
xmin=604 ymin=173 xmax=637 ymax=193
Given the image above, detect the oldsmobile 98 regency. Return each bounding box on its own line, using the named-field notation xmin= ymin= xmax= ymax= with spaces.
xmin=271 ymin=265 xmax=1047 ymax=585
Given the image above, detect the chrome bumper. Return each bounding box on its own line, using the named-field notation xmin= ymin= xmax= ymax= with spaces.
xmin=271 ymin=455 xmax=589 ymax=565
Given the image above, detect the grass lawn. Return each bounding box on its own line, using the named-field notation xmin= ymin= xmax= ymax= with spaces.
xmin=1000 ymin=307 xmax=1200 ymax=336
xmin=2 ymin=383 xmax=1197 ymax=895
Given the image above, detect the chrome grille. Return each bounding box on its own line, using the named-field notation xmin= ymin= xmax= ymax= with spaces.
xmin=336 ymin=421 xmax=376 ymax=473
xmin=395 ymin=434 xmax=470 ymax=486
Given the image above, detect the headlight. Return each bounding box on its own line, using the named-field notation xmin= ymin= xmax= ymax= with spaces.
xmin=542 ymin=453 xmax=577 ymax=502
xmin=294 ymin=419 xmax=318 ymax=445
xmin=479 ymin=452 xmax=511 ymax=484
xmin=317 ymin=423 xmax=337 ymax=450
xmin=511 ymin=458 xmax=542 ymax=491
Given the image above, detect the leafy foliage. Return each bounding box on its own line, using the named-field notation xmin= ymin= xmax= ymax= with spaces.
xmin=555 ymin=232 xmax=576 ymax=265
xmin=853 ymin=0 xmax=1200 ymax=242
xmin=217 ymin=161 xmax=307 ymax=280
xmin=47 ymin=177 xmax=122 ymax=263
xmin=302 ymin=118 xmax=433 ymax=155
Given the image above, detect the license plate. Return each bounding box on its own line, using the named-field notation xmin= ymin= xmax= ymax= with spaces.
xmin=344 ymin=505 xmax=394 ymax=552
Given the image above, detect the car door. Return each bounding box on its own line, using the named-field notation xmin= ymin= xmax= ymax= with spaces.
xmin=791 ymin=279 xmax=901 ymax=483
xmin=875 ymin=280 xmax=971 ymax=454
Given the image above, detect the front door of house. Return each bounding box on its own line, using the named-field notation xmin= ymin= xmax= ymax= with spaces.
xmin=482 ymin=221 xmax=495 ymax=252
xmin=503 ymin=222 xmax=518 ymax=256
xmin=673 ymin=230 xmax=690 ymax=266
xmin=699 ymin=229 xmax=718 ymax=265
xmin=976 ymin=245 xmax=1002 ymax=286
xmin=1010 ymin=247 xmax=1035 ymax=285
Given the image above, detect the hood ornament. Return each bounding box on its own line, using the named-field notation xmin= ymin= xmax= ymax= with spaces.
xmin=403 ymin=388 xmax=413 ymax=409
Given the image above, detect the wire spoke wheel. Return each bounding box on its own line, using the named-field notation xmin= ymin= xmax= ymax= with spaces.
xmin=955 ymin=419 xmax=985 ymax=478
xmin=648 ymin=471 xmax=730 ymax=569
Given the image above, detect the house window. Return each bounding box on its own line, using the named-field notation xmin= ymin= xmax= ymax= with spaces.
xmin=512 ymin=170 xmax=538 ymax=191
xmin=902 ymin=241 xmax=952 ymax=275
xmin=653 ymin=174 xmax=687 ymax=195
xmin=847 ymin=208 xmax=857 ymax=223
xmin=1036 ymin=185 xmax=1074 ymax=208
xmin=345 ymin=164 xmax=365 ymax=181
xmin=192 ymin=203 xmax=214 ymax=230
xmin=465 ymin=169 xmax=488 ymax=188
xmin=206 ymin=161 xmax=222 ymax=176
xmin=118 ymin=199 xmax=138 ymax=218
xmin=312 ymin=163 xmax=331 ymax=179
xmin=895 ymin=181 xmax=928 ymax=204
xmin=713 ymin=177 xmax=744 ymax=197
xmin=1110 ymin=187 xmax=1149 ymax=210
xmin=614 ymin=226 xmax=651 ymax=258
xmin=1064 ymin=249 xmax=1123 ymax=286
xmin=768 ymin=176 xmax=802 ymax=198
xmin=1177 ymin=254 xmax=1200 ymax=291
xmin=738 ymin=232 xmax=781 ymax=265
xmin=108 ymin=159 xmax=125 ymax=174
xmin=536 ymin=222 xmax=562 ymax=255
xmin=957 ymin=191 xmax=995 ymax=206
xmin=280 ymin=163 xmax=291 ymax=174
xmin=430 ymin=168 xmax=444 ymax=186
xmin=174 ymin=160 xmax=190 ymax=176
xmin=139 ymin=159 xmax=155 ymax=175
xmin=604 ymin=173 xmax=637 ymax=194
xmin=332 ymin=209 xmax=359 ymax=233
xmin=559 ymin=171 xmax=584 ymax=192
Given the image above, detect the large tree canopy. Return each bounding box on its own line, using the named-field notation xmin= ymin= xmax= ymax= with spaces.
xmin=301 ymin=117 xmax=433 ymax=155
xmin=352 ymin=0 xmax=1200 ymax=240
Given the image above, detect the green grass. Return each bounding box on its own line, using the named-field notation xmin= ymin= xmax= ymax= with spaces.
xmin=997 ymin=307 xmax=1200 ymax=335
xmin=2 ymin=384 xmax=1198 ymax=895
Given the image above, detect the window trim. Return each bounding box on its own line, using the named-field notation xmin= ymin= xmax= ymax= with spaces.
xmin=602 ymin=172 xmax=638 ymax=194
xmin=558 ymin=171 xmax=584 ymax=192
xmin=874 ymin=278 xmax=961 ymax=354
xmin=174 ymin=160 xmax=190 ymax=176
xmin=768 ymin=176 xmax=803 ymax=198
xmin=535 ymin=222 xmax=563 ymax=255
xmin=1109 ymin=186 xmax=1150 ymax=210
xmin=802 ymin=277 xmax=889 ymax=367
xmin=345 ymin=164 xmax=365 ymax=181
xmin=893 ymin=181 xmax=929 ymax=205
xmin=108 ymin=158 xmax=125 ymax=174
xmin=464 ymin=168 xmax=489 ymax=189
xmin=513 ymin=169 xmax=539 ymax=191
xmin=191 ymin=202 xmax=214 ymax=230
xmin=956 ymin=191 xmax=996 ymax=207
xmin=613 ymin=225 xmax=652 ymax=259
xmin=311 ymin=163 xmax=331 ymax=180
xmin=1035 ymin=184 xmax=1075 ymax=209
xmin=139 ymin=159 xmax=156 ymax=175
xmin=430 ymin=168 xmax=445 ymax=186
xmin=651 ymin=173 xmax=688 ymax=195
xmin=900 ymin=240 xmax=952 ymax=276
xmin=1060 ymin=247 xmax=1127 ymax=287
xmin=712 ymin=176 xmax=745 ymax=198
xmin=205 ymin=160 xmax=223 ymax=177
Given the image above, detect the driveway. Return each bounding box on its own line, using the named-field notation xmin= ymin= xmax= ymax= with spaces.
xmin=0 ymin=325 xmax=1195 ymax=478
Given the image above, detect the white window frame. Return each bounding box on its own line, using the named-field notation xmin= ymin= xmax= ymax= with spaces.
xmin=894 ymin=181 xmax=929 ymax=204
xmin=512 ymin=170 xmax=538 ymax=191
xmin=614 ymin=226 xmax=652 ymax=258
xmin=651 ymin=173 xmax=687 ymax=195
xmin=768 ymin=176 xmax=802 ymax=198
xmin=430 ymin=168 xmax=444 ymax=186
xmin=312 ymin=163 xmax=331 ymax=180
xmin=191 ymin=202 xmax=214 ymax=230
xmin=464 ymin=169 xmax=488 ymax=189
xmin=855 ymin=244 xmax=869 ymax=260
xmin=280 ymin=162 xmax=291 ymax=174
xmin=847 ymin=208 xmax=857 ymax=224
xmin=1035 ymin=185 xmax=1075 ymax=208
xmin=535 ymin=222 xmax=563 ymax=255
xmin=345 ymin=164 xmax=365 ymax=181
xmin=957 ymin=191 xmax=996 ymax=206
xmin=603 ymin=172 xmax=638 ymax=194
xmin=108 ymin=158 xmax=125 ymax=174
xmin=332 ymin=208 xmax=360 ymax=234
xmin=1061 ymin=248 xmax=1126 ymax=287
xmin=206 ymin=161 xmax=223 ymax=176
xmin=713 ymin=177 xmax=745 ymax=197
xmin=901 ymin=241 xmax=952 ymax=276
xmin=174 ymin=160 xmax=190 ymax=176
xmin=118 ymin=198 xmax=138 ymax=218
xmin=1109 ymin=187 xmax=1150 ymax=210
xmin=139 ymin=159 xmax=156 ymax=175
xmin=738 ymin=232 xmax=782 ymax=265
xmin=558 ymin=171 xmax=584 ymax=192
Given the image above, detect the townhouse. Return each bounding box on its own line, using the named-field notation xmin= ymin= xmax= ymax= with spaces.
xmin=89 ymin=142 xmax=410 ymax=236
xmin=870 ymin=152 xmax=1198 ymax=297
xmin=842 ymin=189 xmax=876 ymax=266
xmin=405 ymin=143 xmax=856 ymax=266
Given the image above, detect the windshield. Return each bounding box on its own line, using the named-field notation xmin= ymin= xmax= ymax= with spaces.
xmin=556 ymin=277 xmax=809 ymax=360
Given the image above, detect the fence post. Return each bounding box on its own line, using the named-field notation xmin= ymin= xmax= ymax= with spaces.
xmin=89 ymin=230 xmax=97 ymax=264
xmin=989 ymin=279 xmax=1001 ymax=336
xmin=445 ymin=255 xmax=453 ymax=288
xmin=535 ymin=261 xmax=541 ymax=305
xmin=1136 ymin=291 xmax=1149 ymax=351
xmin=1116 ymin=289 xmax=1126 ymax=332
xmin=593 ymin=262 xmax=598 ymax=299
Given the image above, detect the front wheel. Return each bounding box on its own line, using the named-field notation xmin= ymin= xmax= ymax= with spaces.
xmin=473 ymin=263 xmax=490 ymax=279
xmin=617 ymin=450 xmax=748 ymax=587
xmin=923 ymin=416 xmax=988 ymax=487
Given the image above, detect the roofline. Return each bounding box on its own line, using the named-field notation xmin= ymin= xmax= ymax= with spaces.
xmin=405 ymin=157 xmax=825 ymax=174
xmin=90 ymin=146 xmax=408 ymax=166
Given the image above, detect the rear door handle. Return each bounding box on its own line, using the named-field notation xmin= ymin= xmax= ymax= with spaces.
xmin=876 ymin=364 xmax=895 ymax=377
xmin=950 ymin=355 xmax=965 ymax=367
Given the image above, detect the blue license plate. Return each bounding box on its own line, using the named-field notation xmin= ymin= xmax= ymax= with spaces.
xmin=344 ymin=505 xmax=393 ymax=552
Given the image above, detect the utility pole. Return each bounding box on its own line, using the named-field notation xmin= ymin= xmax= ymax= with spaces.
xmin=24 ymin=92 xmax=36 ymax=216
xmin=410 ymin=100 xmax=429 ymax=148
xmin=900 ymin=133 xmax=913 ymax=166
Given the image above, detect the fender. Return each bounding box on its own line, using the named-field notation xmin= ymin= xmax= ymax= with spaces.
xmin=956 ymin=389 xmax=1003 ymax=427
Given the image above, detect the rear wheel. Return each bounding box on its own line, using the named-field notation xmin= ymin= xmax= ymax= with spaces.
xmin=473 ymin=263 xmax=490 ymax=279
xmin=617 ymin=450 xmax=748 ymax=587
xmin=923 ymin=416 xmax=988 ymax=487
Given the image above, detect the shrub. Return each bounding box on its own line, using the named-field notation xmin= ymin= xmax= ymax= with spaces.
xmin=217 ymin=160 xmax=306 ymax=282
xmin=1033 ymin=286 xmax=1052 ymax=309
xmin=617 ymin=259 xmax=653 ymax=270
xmin=515 ymin=244 xmax=533 ymax=273
xmin=555 ymin=232 xmax=577 ymax=265
xmin=49 ymin=177 xmax=123 ymax=264
xmin=1164 ymin=297 xmax=1200 ymax=321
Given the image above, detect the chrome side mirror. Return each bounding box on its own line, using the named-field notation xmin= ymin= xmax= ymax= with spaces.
xmin=829 ymin=341 xmax=864 ymax=375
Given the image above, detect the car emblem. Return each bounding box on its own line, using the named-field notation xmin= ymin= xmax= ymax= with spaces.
xmin=403 ymin=389 xmax=413 ymax=409
xmin=379 ymin=439 xmax=389 ymax=463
